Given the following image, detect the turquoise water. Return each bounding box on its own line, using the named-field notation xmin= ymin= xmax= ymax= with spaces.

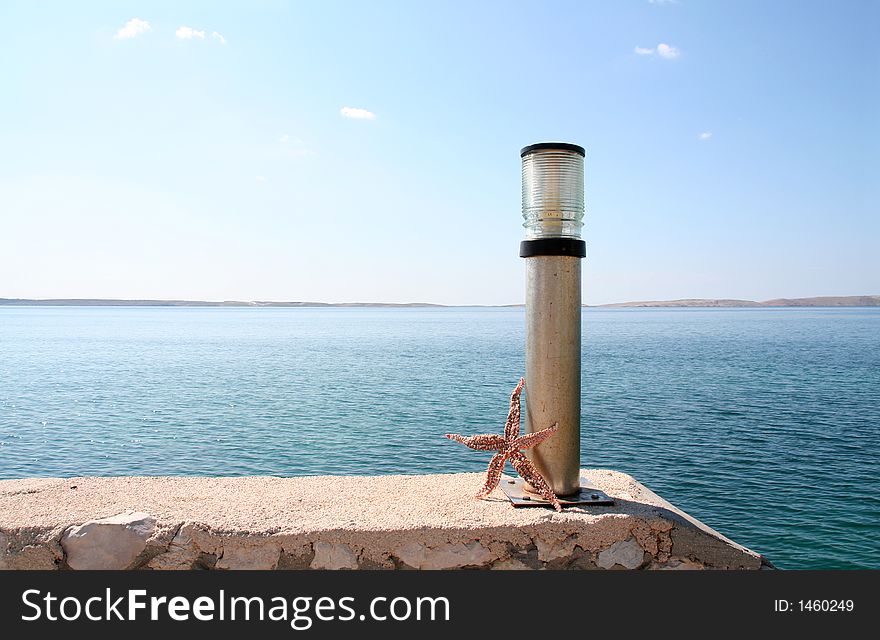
xmin=1 ymin=306 xmax=878 ymax=569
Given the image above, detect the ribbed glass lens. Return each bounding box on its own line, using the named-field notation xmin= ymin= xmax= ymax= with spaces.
xmin=521 ymin=147 xmax=585 ymax=239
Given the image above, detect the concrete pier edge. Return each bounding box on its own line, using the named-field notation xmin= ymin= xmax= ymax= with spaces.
xmin=0 ymin=469 xmax=772 ymax=570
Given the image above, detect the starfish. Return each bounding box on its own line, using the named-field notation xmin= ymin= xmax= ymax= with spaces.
xmin=445 ymin=377 xmax=562 ymax=512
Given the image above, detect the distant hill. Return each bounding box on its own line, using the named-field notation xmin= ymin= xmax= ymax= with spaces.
xmin=759 ymin=296 xmax=880 ymax=307
xmin=0 ymin=295 xmax=877 ymax=308
xmin=593 ymin=296 xmax=880 ymax=308
xmin=595 ymin=298 xmax=760 ymax=308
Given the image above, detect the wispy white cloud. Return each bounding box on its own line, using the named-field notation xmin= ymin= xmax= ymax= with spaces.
xmin=255 ymin=175 xmax=267 ymax=183
xmin=212 ymin=31 xmax=226 ymax=45
xmin=340 ymin=106 xmax=376 ymax=120
xmin=176 ymin=26 xmax=206 ymax=40
xmin=699 ymin=132 xmax=712 ymax=140
xmin=656 ymin=43 xmax=681 ymax=59
xmin=279 ymin=134 xmax=304 ymax=144
xmin=114 ymin=18 xmax=151 ymax=40
xmin=635 ymin=43 xmax=681 ymax=59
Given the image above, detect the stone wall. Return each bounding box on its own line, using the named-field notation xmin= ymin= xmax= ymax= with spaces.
xmin=0 ymin=470 xmax=771 ymax=570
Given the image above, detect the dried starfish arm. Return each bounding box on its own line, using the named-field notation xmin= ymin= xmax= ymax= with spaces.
xmin=503 ymin=377 xmax=526 ymax=441
xmin=509 ymin=450 xmax=562 ymax=512
xmin=475 ymin=452 xmax=508 ymax=499
xmin=444 ymin=433 xmax=505 ymax=451
xmin=511 ymin=422 xmax=559 ymax=450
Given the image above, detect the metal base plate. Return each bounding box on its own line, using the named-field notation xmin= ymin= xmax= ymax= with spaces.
xmin=499 ymin=474 xmax=614 ymax=508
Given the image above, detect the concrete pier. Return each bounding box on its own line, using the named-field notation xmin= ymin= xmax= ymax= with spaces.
xmin=0 ymin=470 xmax=770 ymax=570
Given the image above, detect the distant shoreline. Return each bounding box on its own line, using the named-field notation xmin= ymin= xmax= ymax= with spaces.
xmin=1 ymin=295 xmax=878 ymax=308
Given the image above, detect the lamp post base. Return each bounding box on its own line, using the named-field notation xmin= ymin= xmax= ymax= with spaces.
xmin=499 ymin=474 xmax=614 ymax=508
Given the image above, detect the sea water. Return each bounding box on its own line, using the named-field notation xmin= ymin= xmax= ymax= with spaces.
xmin=1 ymin=306 xmax=877 ymax=569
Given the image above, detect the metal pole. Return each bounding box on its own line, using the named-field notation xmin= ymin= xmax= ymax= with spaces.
xmin=519 ymin=142 xmax=586 ymax=497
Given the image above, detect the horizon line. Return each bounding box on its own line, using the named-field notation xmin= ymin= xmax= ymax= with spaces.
xmin=1 ymin=295 xmax=878 ymax=309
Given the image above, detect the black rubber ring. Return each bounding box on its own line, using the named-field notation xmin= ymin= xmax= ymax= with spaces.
xmin=520 ymin=142 xmax=585 ymax=157
xmin=520 ymin=238 xmax=586 ymax=258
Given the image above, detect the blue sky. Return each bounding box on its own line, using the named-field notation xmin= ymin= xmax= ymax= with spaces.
xmin=1 ymin=0 xmax=877 ymax=304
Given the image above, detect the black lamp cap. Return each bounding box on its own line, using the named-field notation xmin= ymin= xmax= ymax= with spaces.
xmin=520 ymin=142 xmax=585 ymax=157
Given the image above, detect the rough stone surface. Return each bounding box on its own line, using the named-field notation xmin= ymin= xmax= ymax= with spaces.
xmin=535 ymin=533 xmax=578 ymax=562
xmin=653 ymin=558 xmax=704 ymax=570
xmin=146 ymin=524 xmax=199 ymax=570
xmin=670 ymin=522 xmax=761 ymax=570
xmin=394 ymin=541 xmax=495 ymax=569
xmin=597 ymin=537 xmax=645 ymax=569
xmin=216 ymin=543 xmax=281 ymax=570
xmin=0 ymin=470 xmax=768 ymax=570
xmin=60 ymin=512 xmax=156 ymax=570
xmin=0 ymin=544 xmax=59 ymax=570
xmin=311 ymin=542 xmax=358 ymax=570
xmin=491 ymin=558 xmax=532 ymax=570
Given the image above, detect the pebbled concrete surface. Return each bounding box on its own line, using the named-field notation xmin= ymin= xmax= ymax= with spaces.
xmin=0 ymin=470 xmax=770 ymax=570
